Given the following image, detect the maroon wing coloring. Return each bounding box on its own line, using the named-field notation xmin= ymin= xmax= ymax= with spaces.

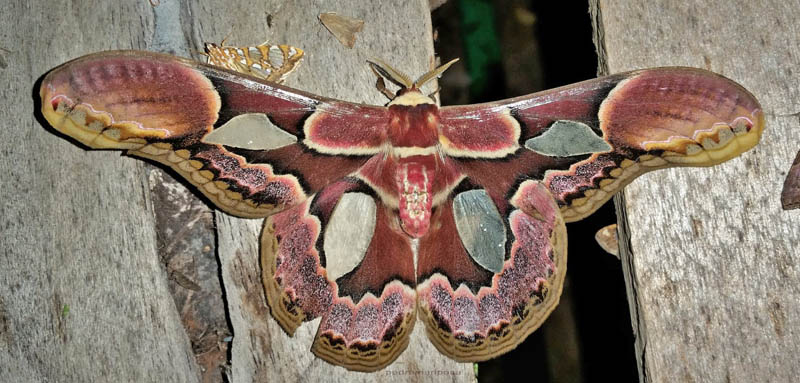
xmin=40 ymin=50 xmax=764 ymax=371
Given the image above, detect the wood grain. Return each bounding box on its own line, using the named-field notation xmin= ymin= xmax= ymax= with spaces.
xmin=0 ymin=1 xmax=200 ymax=382
xmin=591 ymin=1 xmax=800 ymax=381
xmin=1 ymin=0 xmax=473 ymax=382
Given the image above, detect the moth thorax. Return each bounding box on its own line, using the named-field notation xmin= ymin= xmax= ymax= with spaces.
xmin=387 ymin=89 xmax=436 ymax=107
xmin=387 ymin=102 xmax=440 ymax=149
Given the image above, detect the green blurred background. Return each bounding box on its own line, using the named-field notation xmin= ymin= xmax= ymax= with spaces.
xmin=432 ymin=1 xmax=638 ymax=382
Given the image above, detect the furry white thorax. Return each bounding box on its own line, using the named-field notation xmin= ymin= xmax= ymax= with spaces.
xmin=388 ymin=91 xmax=436 ymax=107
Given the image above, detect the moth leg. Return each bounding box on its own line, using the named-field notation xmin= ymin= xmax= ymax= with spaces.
xmin=426 ymin=86 xmax=441 ymax=101
xmin=370 ymin=65 xmax=396 ymax=100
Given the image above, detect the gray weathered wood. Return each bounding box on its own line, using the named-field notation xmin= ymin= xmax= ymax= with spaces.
xmin=1 ymin=0 xmax=475 ymax=381
xmin=0 ymin=1 xmax=201 ymax=382
xmin=591 ymin=1 xmax=800 ymax=381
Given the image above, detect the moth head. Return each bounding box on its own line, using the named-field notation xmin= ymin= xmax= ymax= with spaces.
xmin=368 ymin=58 xmax=459 ymax=106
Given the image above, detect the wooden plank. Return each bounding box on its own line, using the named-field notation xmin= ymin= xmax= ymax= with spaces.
xmin=1 ymin=0 xmax=474 ymax=381
xmin=591 ymin=1 xmax=800 ymax=381
xmin=0 ymin=1 xmax=201 ymax=382
xmin=210 ymin=1 xmax=473 ymax=381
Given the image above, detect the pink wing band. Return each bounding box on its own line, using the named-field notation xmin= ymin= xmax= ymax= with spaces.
xmin=261 ymin=179 xmax=417 ymax=372
xmin=40 ymin=51 xmax=387 ymax=218
xmin=417 ymin=181 xmax=566 ymax=361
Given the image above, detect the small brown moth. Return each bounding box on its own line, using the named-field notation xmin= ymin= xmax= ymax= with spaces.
xmin=318 ymin=12 xmax=365 ymax=48
xmin=781 ymin=150 xmax=800 ymax=210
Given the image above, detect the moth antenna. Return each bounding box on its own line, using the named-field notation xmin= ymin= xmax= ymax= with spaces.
xmin=367 ymin=59 xmax=413 ymax=89
xmin=220 ymin=31 xmax=234 ymax=46
xmin=414 ymin=58 xmax=459 ymax=89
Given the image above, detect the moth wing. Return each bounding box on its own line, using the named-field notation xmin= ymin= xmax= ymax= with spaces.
xmin=422 ymin=67 xmax=763 ymax=361
xmin=40 ymin=50 xmax=389 ymax=218
xmin=261 ymin=178 xmax=417 ymax=372
xmin=416 ymin=181 xmax=566 ymax=361
xmin=439 ymin=67 xmax=764 ymax=222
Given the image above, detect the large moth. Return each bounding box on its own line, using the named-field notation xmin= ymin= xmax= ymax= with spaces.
xmin=39 ymin=50 xmax=764 ymax=372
